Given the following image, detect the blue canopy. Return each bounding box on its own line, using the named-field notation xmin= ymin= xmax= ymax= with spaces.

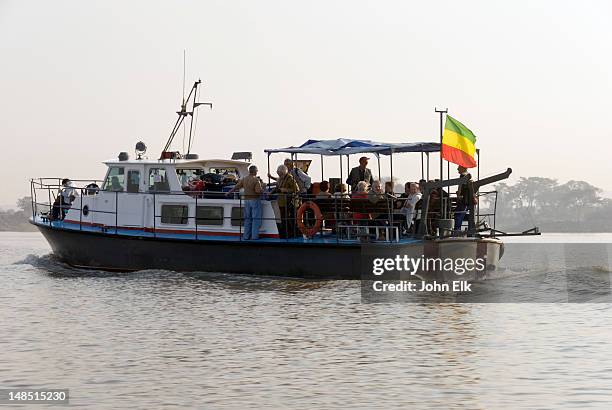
xmin=264 ymin=138 xmax=440 ymax=156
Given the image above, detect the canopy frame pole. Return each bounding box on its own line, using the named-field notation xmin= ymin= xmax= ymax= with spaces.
xmin=267 ymin=152 xmax=271 ymax=185
xmin=339 ymin=155 xmax=343 ymax=188
xmin=426 ymin=152 xmax=430 ymax=180
xmin=389 ymin=151 xmax=394 ymax=188
xmin=320 ymin=154 xmax=324 ymax=182
xmin=435 ymin=108 xmax=448 ymax=225
xmin=346 ymin=155 xmax=350 ymax=191
xmin=377 ymin=153 xmax=381 ymax=181
xmin=421 ymin=151 xmax=424 ymax=181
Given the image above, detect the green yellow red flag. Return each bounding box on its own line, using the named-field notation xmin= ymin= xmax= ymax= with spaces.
xmin=442 ymin=115 xmax=477 ymax=168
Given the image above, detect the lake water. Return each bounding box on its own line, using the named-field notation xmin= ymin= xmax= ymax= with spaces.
xmin=2 ymin=232 xmax=612 ymax=409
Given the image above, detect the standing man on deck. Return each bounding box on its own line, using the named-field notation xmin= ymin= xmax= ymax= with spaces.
xmin=268 ymin=159 xmax=311 ymax=195
xmin=346 ymin=156 xmax=374 ymax=192
xmin=227 ymin=165 xmax=264 ymax=240
xmin=50 ymin=178 xmax=78 ymax=220
xmin=285 ymin=158 xmax=311 ymax=195
xmin=454 ymin=165 xmax=476 ymax=235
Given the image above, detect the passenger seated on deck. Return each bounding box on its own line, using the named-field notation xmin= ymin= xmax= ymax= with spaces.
xmin=369 ymin=180 xmax=393 ymax=225
xmin=316 ymin=181 xmax=332 ymax=199
xmin=333 ymin=183 xmax=349 ymax=199
xmin=351 ymin=181 xmax=371 ymax=222
xmin=418 ymin=179 xmax=426 ymax=194
xmin=398 ymin=182 xmax=421 ymax=233
xmin=330 ymin=183 xmax=350 ymax=226
xmin=368 ymin=180 xmax=385 ymax=203
xmin=384 ymin=181 xmax=395 ymax=196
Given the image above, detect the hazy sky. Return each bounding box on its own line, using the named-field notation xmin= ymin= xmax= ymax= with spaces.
xmin=1 ymin=0 xmax=611 ymax=205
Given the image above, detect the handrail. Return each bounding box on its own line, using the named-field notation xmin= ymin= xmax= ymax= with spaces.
xmin=30 ymin=178 xmax=502 ymax=242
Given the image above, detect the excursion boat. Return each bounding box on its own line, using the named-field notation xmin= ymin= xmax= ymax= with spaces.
xmin=29 ymin=81 xmax=539 ymax=279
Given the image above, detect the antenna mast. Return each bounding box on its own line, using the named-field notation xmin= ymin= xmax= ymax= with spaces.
xmin=161 ymin=79 xmax=213 ymax=158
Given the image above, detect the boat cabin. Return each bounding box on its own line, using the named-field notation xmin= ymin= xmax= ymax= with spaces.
xmin=39 ymin=155 xmax=281 ymax=240
xmin=101 ymin=158 xmax=250 ymax=194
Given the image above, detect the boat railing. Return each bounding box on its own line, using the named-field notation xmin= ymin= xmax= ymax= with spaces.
xmin=475 ymin=190 xmax=498 ymax=233
xmin=30 ymin=179 xmax=498 ymax=242
xmin=432 ymin=189 xmax=499 ymax=236
xmin=30 ymin=178 xmax=105 ymax=223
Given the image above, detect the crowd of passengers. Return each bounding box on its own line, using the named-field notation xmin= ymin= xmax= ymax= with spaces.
xmin=226 ymin=156 xmax=475 ymax=241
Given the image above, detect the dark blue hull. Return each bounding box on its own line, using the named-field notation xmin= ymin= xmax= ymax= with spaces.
xmin=34 ymin=222 xmax=412 ymax=279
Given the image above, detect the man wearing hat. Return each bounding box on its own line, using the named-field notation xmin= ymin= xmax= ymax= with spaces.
xmin=346 ymin=156 xmax=374 ymax=192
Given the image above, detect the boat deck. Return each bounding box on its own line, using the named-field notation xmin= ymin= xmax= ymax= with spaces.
xmin=32 ymin=216 xmax=424 ymax=246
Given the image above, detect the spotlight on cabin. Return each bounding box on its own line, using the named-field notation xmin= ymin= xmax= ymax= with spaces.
xmin=135 ymin=141 xmax=147 ymax=160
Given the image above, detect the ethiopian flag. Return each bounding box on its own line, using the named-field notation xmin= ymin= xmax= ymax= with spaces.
xmin=442 ymin=115 xmax=477 ymax=168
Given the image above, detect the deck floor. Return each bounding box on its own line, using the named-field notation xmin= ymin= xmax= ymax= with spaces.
xmin=33 ymin=217 xmax=423 ymax=245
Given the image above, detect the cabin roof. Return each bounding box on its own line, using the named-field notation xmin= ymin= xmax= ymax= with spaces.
xmin=102 ymin=158 xmax=251 ymax=168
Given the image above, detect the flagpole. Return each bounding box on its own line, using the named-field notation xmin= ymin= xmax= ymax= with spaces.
xmin=435 ymin=108 xmax=448 ymax=224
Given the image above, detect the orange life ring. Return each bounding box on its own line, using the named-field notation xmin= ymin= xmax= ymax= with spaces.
xmin=296 ymin=201 xmax=323 ymax=238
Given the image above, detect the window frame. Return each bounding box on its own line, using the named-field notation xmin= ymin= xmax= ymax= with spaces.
xmin=103 ymin=166 xmax=125 ymax=192
xmin=148 ymin=167 xmax=171 ymax=192
xmin=160 ymin=204 xmax=189 ymax=225
xmin=196 ymin=205 xmax=225 ymax=226
xmin=126 ymin=169 xmax=141 ymax=193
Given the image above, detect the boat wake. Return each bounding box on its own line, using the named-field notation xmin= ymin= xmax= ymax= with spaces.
xmin=14 ymin=254 xmax=79 ymax=274
xmin=13 ymin=254 xmax=176 ymax=278
xmin=12 ymin=254 xmax=334 ymax=290
xmin=589 ymin=265 xmax=612 ymax=274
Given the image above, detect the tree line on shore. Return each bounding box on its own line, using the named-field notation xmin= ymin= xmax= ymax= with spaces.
xmin=482 ymin=177 xmax=612 ymax=232
xmin=0 ymin=197 xmax=37 ymax=232
xmin=2 ymin=176 xmax=612 ymax=232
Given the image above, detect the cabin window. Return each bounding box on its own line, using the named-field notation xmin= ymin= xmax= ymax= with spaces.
xmin=209 ymin=167 xmax=240 ymax=179
xmin=176 ymin=168 xmax=204 ymax=188
xmin=160 ymin=204 xmax=188 ymax=224
xmin=148 ymin=168 xmax=170 ymax=192
xmin=196 ymin=206 xmax=224 ymax=226
xmin=104 ymin=167 xmax=125 ymax=191
xmin=231 ymin=207 xmax=243 ymax=227
xmin=127 ymin=170 xmax=140 ymax=193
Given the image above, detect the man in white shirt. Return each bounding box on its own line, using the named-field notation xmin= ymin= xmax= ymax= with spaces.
xmin=399 ymin=182 xmax=421 ymax=232
xmin=51 ymin=178 xmax=79 ymax=220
